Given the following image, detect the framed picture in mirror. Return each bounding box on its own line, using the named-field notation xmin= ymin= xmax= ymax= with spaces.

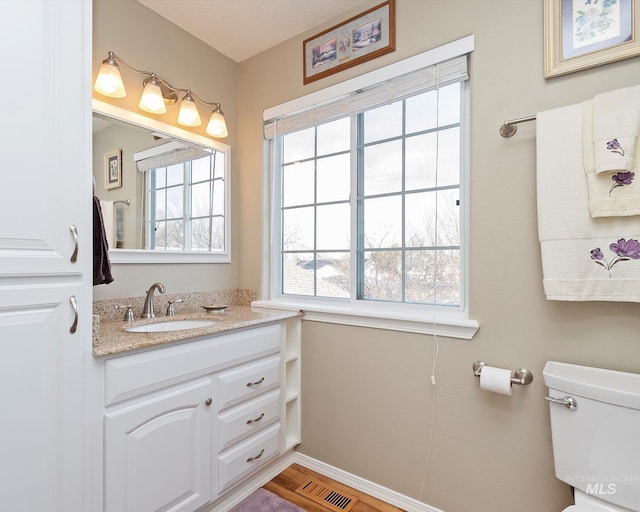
xmin=104 ymin=148 xmax=122 ymax=189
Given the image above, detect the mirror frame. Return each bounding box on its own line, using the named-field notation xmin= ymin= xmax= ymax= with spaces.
xmin=93 ymin=99 xmax=231 ymax=264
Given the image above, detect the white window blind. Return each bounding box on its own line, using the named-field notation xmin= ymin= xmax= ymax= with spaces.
xmin=135 ymin=143 xmax=211 ymax=172
xmin=264 ymin=54 xmax=468 ymax=139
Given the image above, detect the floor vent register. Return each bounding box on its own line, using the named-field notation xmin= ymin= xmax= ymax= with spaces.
xmin=295 ymin=479 xmax=358 ymax=512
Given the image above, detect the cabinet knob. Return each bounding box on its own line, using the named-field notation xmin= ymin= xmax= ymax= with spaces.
xmin=205 ymin=398 xmax=213 ymax=406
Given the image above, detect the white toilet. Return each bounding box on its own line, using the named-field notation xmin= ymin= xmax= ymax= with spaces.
xmin=543 ymin=361 xmax=640 ymax=512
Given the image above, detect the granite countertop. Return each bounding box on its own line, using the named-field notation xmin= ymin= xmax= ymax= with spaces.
xmin=93 ymin=305 xmax=301 ymax=357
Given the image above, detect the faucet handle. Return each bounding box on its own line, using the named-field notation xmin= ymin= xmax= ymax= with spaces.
xmin=166 ymin=298 xmax=184 ymax=317
xmin=115 ymin=305 xmax=135 ymax=322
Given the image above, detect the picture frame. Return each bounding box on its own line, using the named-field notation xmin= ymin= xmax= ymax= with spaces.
xmin=303 ymin=0 xmax=395 ymax=85
xmin=544 ymin=0 xmax=640 ymax=78
xmin=104 ymin=149 xmax=122 ymax=190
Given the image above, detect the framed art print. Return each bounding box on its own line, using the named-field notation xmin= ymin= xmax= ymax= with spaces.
xmin=303 ymin=0 xmax=395 ymax=84
xmin=544 ymin=0 xmax=640 ymax=78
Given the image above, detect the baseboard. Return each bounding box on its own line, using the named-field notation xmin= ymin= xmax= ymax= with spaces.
xmin=292 ymin=452 xmax=446 ymax=512
xmin=199 ymin=449 xmax=446 ymax=512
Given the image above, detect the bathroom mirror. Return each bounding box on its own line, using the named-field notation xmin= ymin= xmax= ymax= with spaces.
xmin=92 ymin=100 xmax=231 ymax=264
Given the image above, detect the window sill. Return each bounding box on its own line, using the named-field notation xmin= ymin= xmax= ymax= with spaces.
xmin=252 ymin=299 xmax=479 ymax=340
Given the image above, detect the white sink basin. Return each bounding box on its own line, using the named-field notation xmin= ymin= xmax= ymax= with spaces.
xmin=126 ymin=319 xmax=218 ymax=333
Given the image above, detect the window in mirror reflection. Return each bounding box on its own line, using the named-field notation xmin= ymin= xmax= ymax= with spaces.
xmin=143 ymin=147 xmax=226 ymax=252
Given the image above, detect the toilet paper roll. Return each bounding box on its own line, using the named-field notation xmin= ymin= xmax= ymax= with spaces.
xmin=480 ymin=366 xmax=513 ymax=396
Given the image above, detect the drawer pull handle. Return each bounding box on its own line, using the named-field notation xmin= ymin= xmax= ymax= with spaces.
xmin=246 ymin=377 xmax=265 ymax=388
xmin=246 ymin=448 xmax=265 ymax=463
xmin=69 ymin=225 xmax=78 ymax=263
xmin=69 ymin=295 xmax=78 ymax=334
xmin=205 ymin=398 xmax=213 ymax=406
xmin=246 ymin=413 xmax=265 ymax=425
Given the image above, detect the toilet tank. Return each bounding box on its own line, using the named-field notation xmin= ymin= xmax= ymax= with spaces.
xmin=543 ymin=361 xmax=640 ymax=512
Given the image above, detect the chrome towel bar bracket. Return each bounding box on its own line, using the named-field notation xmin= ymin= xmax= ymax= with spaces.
xmin=473 ymin=361 xmax=534 ymax=385
xmin=499 ymin=114 xmax=537 ymax=138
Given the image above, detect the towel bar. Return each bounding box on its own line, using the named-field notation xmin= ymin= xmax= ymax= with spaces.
xmin=114 ymin=199 xmax=130 ymax=206
xmin=472 ymin=361 xmax=534 ymax=385
xmin=499 ymin=114 xmax=536 ymax=138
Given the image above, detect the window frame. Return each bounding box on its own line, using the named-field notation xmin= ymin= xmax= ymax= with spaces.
xmin=146 ymin=152 xmax=226 ymax=253
xmin=256 ymin=36 xmax=478 ymax=339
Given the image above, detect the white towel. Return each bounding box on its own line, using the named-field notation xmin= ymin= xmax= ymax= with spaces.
xmin=592 ymin=85 xmax=640 ymax=174
xmin=583 ymin=100 xmax=640 ymax=217
xmin=537 ymin=104 xmax=640 ymax=302
xmin=99 ymin=200 xmax=116 ymax=249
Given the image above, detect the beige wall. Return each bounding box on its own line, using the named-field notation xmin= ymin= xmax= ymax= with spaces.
xmin=238 ymin=1 xmax=640 ymax=511
xmin=92 ymin=0 xmax=239 ymax=300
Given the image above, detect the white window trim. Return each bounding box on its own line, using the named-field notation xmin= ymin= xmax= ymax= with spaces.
xmin=259 ymin=36 xmax=478 ymax=340
xmin=109 ymin=249 xmax=230 ymax=264
xmin=252 ymin=298 xmax=479 ymax=339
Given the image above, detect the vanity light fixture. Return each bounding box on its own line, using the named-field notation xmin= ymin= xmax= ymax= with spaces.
xmin=94 ymin=51 xmax=228 ymax=138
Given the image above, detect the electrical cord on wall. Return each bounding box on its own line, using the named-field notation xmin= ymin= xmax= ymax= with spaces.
xmin=418 ymin=95 xmax=441 ymax=500
xmin=419 ymin=329 xmax=438 ymax=501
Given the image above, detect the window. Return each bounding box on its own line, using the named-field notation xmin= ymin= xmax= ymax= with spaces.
xmin=137 ymin=143 xmax=227 ymax=254
xmin=280 ymin=84 xmax=462 ymax=306
xmin=261 ymin=37 xmax=478 ymax=338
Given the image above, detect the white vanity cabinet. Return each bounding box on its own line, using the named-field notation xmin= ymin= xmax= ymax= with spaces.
xmin=216 ymin=355 xmax=282 ymax=492
xmin=104 ymin=378 xmax=214 ymax=512
xmin=99 ymin=319 xmax=300 ymax=512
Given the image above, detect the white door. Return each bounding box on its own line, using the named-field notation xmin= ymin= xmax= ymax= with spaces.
xmin=104 ymin=379 xmax=214 ymax=512
xmin=0 ymin=1 xmax=91 ymax=511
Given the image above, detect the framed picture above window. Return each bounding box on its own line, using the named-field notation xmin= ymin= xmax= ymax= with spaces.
xmin=104 ymin=148 xmax=122 ymax=189
xmin=303 ymin=0 xmax=395 ymax=84
xmin=544 ymin=0 xmax=640 ymax=78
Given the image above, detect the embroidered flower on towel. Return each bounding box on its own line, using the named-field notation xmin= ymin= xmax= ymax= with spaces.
xmin=610 ymin=238 xmax=640 ymax=259
xmin=609 ymin=171 xmax=635 ymax=196
xmin=591 ymin=238 xmax=640 ymax=277
xmin=606 ymin=138 xmax=625 ymax=156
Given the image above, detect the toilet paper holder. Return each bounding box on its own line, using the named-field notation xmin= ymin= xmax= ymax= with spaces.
xmin=473 ymin=361 xmax=534 ymax=385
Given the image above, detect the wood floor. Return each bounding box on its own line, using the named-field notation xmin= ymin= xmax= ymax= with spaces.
xmin=263 ymin=463 xmax=406 ymax=512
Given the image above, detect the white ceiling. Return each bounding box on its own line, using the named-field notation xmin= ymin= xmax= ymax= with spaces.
xmin=137 ymin=0 xmax=372 ymax=63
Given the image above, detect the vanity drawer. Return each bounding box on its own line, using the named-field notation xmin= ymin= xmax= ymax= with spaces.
xmin=104 ymin=323 xmax=282 ymax=406
xmin=217 ymin=355 xmax=280 ymax=411
xmin=218 ymin=390 xmax=281 ymax=451
xmin=218 ymin=423 xmax=280 ymax=492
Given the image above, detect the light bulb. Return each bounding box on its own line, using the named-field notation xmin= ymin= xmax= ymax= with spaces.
xmin=94 ymin=55 xmax=126 ymax=98
xmin=206 ymin=106 xmax=228 ymax=138
xmin=138 ymin=76 xmax=166 ymax=114
xmin=177 ymin=93 xmax=202 ymax=127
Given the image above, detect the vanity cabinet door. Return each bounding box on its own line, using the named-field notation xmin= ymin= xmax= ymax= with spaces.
xmin=104 ymin=379 xmax=215 ymax=512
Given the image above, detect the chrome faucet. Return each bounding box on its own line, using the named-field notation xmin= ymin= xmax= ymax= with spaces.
xmin=141 ymin=282 xmax=166 ymax=318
